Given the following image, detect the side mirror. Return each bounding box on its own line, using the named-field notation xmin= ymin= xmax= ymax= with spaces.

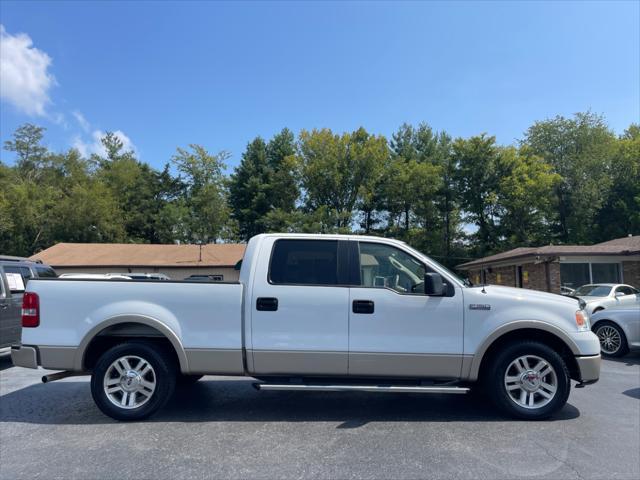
xmin=615 ymin=291 xmax=625 ymax=298
xmin=424 ymin=272 xmax=445 ymax=296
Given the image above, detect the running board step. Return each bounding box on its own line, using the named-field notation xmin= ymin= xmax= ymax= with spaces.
xmin=253 ymin=384 xmax=470 ymax=394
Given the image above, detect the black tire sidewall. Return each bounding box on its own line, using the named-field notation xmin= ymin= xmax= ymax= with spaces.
xmin=489 ymin=341 xmax=570 ymax=420
xmin=594 ymin=321 xmax=629 ymax=358
xmin=91 ymin=342 xmax=176 ymax=421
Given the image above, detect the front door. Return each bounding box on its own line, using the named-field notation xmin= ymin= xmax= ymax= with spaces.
xmin=250 ymin=237 xmax=350 ymax=376
xmin=348 ymin=241 xmax=464 ymax=379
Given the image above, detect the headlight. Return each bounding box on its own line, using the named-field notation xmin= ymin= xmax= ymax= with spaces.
xmin=575 ymin=310 xmax=590 ymax=331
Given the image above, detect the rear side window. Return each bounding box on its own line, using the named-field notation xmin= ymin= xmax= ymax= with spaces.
xmin=269 ymin=240 xmax=339 ymax=286
xmin=616 ymin=286 xmax=635 ymax=295
xmin=35 ymin=266 xmax=57 ymax=278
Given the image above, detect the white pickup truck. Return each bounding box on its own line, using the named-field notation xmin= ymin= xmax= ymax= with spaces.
xmin=12 ymin=234 xmax=601 ymax=421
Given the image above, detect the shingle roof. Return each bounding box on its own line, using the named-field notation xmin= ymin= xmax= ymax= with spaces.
xmin=30 ymin=243 xmax=246 ymax=268
xmin=457 ymin=235 xmax=640 ymax=270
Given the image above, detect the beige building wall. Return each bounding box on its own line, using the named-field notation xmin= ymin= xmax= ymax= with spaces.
xmin=53 ymin=266 xmax=240 ymax=282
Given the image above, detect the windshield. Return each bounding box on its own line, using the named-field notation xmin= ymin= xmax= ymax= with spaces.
xmin=574 ymin=285 xmax=612 ymax=297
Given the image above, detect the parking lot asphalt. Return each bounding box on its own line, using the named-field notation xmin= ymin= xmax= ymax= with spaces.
xmin=1 ymin=353 xmax=639 ymax=480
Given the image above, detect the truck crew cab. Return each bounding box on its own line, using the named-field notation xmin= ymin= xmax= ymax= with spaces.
xmin=11 ymin=234 xmax=601 ymax=421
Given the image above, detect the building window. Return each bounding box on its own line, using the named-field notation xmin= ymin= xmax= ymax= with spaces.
xmin=560 ymin=262 xmax=621 ymax=289
xmin=591 ymin=263 xmax=620 ymax=284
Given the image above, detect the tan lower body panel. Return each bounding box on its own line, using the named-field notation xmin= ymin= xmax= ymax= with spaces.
xmin=249 ymin=350 xmax=466 ymax=379
xmin=39 ymin=346 xmax=77 ymax=370
xmin=250 ymin=350 xmax=348 ymax=376
xmin=348 ymin=352 xmax=464 ymax=379
xmin=184 ymin=349 xmax=244 ymax=375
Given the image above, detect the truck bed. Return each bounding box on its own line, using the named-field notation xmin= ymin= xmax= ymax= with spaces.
xmin=22 ymin=278 xmax=244 ymax=373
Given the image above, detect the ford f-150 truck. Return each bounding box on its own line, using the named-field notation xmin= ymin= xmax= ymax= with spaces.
xmin=11 ymin=234 xmax=601 ymax=421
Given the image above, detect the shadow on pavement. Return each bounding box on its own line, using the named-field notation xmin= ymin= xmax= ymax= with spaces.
xmin=622 ymin=387 xmax=640 ymax=400
xmin=0 ymin=378 xmax=580 ymax=426
xmin=605 ymin=352 xmax=640 ymax=366
xmin=0 ymin=354 xmax=13 ymax=372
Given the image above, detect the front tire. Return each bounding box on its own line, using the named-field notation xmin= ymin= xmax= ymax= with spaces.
xmin=594 ymin=321 xmax=629 ymax=357
xmin=487 ymin=341 xmax=570 ymax=420
xmin=91 ymin=341 xmax=177 ymax=421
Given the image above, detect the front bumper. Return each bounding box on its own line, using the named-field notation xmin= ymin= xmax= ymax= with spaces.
xmin=11 ymin=344 xmax=39 ymax=369
xmin=575 ymin=354 xmax=601 ymax=384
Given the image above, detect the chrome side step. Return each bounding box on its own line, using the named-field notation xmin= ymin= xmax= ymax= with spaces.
xmin=253 ymin=383 xmax=470 ymax=394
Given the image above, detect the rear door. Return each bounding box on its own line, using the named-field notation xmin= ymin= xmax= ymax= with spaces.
xmin=348 ymin=241 xmax=464 ymax=379
xmin=250 ymin=238 xmax=350 ymax=376
xmin=0 ymin=267 xmax=23 ymax=347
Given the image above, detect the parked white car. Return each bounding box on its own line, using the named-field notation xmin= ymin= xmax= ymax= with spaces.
xmin=574 ymin=284 xmax=640 ymax=314
xmin=12 ymin=234 xmax=600 ymax=421
xmin=591 ymin=305 xmax=640 ymax=357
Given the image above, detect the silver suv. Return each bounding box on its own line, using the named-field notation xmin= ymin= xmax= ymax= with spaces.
xmin=0 ymin=256 xmax=57 ymax=348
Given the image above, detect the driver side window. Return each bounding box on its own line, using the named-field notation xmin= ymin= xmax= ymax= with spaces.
xmin=359 ymin=242 xmax=426 ymax=294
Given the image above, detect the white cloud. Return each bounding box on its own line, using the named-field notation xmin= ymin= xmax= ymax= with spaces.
xmin=72 ymin=111 xmax=90 ymax=132
xmin=0 ymin=24 xmax=56 ymax=116
xmin=73 ymin=129 xmax=137 ymax=158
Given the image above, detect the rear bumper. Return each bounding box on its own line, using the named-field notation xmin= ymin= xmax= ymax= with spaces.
xmin=11 ymin=344 xmax=39 ymax=369
xmin=575 ymin=354 xmax=601 ymax=384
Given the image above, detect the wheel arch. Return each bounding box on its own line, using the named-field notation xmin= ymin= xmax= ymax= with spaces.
xmin=468 ymin=321 xmax=581 ymax=382
xmin=75 ymin=315 xmax=189 ymax=373
xmin=591 ymin=317 xmax=629 ymax=347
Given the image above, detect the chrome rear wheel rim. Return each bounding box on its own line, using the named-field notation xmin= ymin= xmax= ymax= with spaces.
xmin=596 ymin=325 xmax=621 ymax=355
xmin=103 ymin=355 xmax=156 ymax=409
xmin=504 ymin=355 xmax=557 ymax=409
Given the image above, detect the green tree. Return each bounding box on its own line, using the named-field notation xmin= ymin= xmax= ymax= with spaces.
xmin=266 ymin=128 xmax=299 ymax=213
xmin=495 ymin=146 xmax=560 ymax=247
xmin=94 ymin=133 xmax=181 ymax=243
xmin=594 ymin=125 xmax=640 ymax=239
xmin=385 ymin=123 xmax=453 ymax=260
xmin=3 ymin=123 xmax=49 ymax=180
xmin=522 ymin=112 xmax=617 ymax=243
xmin=453 ymin=134 xmax=502 ymax=255
xmin=172 ymin=145 xmax=230 ymax=243
xmin=228 ymin=138 xmax=272 ymax=239
xmin=298 ymin=127 xmax=388 ymax=231
xmin=228 ymin=129 xmax=300 ymax=241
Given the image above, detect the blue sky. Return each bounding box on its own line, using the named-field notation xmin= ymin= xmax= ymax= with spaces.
xmin=1 ymin=1 xmax=638 ymax=171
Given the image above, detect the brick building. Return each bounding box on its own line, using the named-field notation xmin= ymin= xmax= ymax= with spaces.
xmin=457 ymin=235 xmax=640 ymax=293
xmin=30 ymin=243 xmax=246 ymax=281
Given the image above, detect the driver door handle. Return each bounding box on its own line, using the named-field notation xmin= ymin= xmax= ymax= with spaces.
xmin=256 ymin=297 xmax=278 ymax=311
xmin=353 ymin=300 xmax=374 ymax=314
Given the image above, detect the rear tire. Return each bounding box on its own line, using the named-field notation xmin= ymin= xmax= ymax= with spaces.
xmin=594 ymin=321 xmax=629 ymax=357
xmin=91 ymin=341 xmax=177 ymax=421
xmin=487 ymin=341 xmax=570 ymax=420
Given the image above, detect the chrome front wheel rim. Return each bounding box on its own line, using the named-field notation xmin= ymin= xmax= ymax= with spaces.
xmin=596 ymin=326 xmax=621 ymax=354
xmin=504 ymin=355 xmax=557 ymax=409
xmin=103 ymin=355 xmax=156 ymax=409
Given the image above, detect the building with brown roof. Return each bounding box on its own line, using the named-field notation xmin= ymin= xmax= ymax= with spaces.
xmin=30 ymin=243 xmax=246 ymax=281
xmin=456 ymin=235 xmax=640 ymax=293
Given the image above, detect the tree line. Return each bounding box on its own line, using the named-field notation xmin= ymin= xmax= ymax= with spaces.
xmin=1 ymin=112 xmax=638 ymax=267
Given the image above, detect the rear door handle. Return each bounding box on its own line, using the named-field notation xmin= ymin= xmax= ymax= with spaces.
xmin=256 ymin=297 xmax=278 ymax=311
xmin=353 ymin=300 xmax=374 ymax=314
